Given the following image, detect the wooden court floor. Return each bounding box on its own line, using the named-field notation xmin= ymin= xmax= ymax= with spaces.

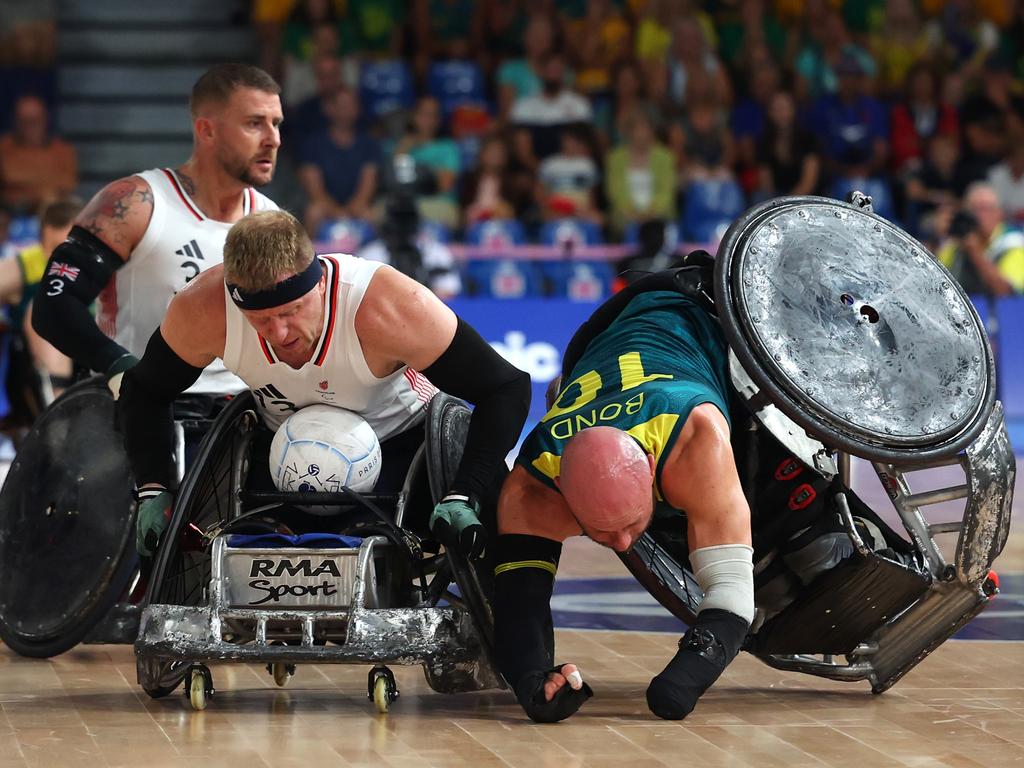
xmin=1 ymin=460 xmax=1021 ymax=768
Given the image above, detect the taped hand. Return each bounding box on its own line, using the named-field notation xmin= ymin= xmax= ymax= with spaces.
xmin=430 ymin=493 xmax=485 ymax=558
xmin=136 ymin=488 xmax=173 ymax=558
xmin=515 ymin=664 xmax=593 ymax=723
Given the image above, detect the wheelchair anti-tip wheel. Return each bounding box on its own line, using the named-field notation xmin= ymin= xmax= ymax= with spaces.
xmin=368 ymin=665 xmax=399 ymax=714
xmin=185 ymin=664 xmax=214 ymax=711
xmin=269 ymin=662 xmax=295 ymax=687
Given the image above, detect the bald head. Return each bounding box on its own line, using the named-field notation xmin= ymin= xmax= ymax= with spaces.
xmin=965 ymin=181 xmax=1003 ymax=239
xmin=558 ymin=427 xmax=655 ymax=549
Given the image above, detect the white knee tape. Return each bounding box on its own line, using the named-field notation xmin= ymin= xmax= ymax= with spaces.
xmin=690 ymin=544 xmax=755 ymax=624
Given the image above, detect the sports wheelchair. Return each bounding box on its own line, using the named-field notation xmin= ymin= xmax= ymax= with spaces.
xmin=0 ymin=377 xmax=231 ymax=657
xmin=134 ymin=392 xmax=502 ymax=712
xmin=616 ymin=195 xmax=1014 ymax=693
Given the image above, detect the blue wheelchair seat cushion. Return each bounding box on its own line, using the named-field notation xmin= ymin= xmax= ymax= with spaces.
xmin=227 ymin=533 xmax=364 ymax=549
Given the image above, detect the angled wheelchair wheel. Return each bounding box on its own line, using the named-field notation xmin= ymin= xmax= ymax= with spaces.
xmin=619 ymin=526 xmax=702 ymax=629
xmin=715 ymin=195 xmax=996 ymax=464
xmin=421 ymin=393 xmax=504 ymax=693
xmin=0 ymin=377 xmax=137 ymax=657
xmin=139 ymin=392 xmax=257 ymax=698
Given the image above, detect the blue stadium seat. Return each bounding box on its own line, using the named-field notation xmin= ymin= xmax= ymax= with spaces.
xmin=462 ymin=259 xmax=542 ymax=299
xmin=427 ymin=60 xmax=487 ymax=117
xmin=465 ymin=219 xmax=527 ymax=248
xmin=680 ymin=179 xmax=746 ymax=243
xmin=538 ymin=219 xmax=604 ymax=248
xmin=358 ymin=60 xmax=414 ymax=120
xmin=8 ymin=216 xmax=39 ymax=248
xmin=418 ymin=220 xmax=451 ymax=244
xmin=316 ymin=218 xmax=376 ymax=252
xmin=539 ymin=260 xmax=613 ymax=301
xmin=830 ymin=177 xmax=896 ymax=222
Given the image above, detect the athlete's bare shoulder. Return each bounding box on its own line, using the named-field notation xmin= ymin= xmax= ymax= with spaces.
xmin=176 ymin=264 xmax=225 ymax=310
xmin=75 ymin=175 xmax=155 ymax=261
xmin=163 ymin=265 xmax=226 ymax=366
xmin=355 ymin=264 xmax=458 ymax=372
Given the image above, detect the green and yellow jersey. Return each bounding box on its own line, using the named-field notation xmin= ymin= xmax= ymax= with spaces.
xmin=7 ymin=243 xmax=48 ymax=327
xmin=516 ymin=291 xmax=732 ymax=515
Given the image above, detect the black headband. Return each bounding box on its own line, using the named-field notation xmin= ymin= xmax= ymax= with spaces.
xmin=226 ymin=257 xmax=323 ymax=310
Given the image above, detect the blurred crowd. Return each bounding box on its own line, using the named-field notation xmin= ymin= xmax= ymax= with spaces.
xmin=1 ymin=0 xmax=1024 ymax=306
xmin=247 ymin=0 xmax=1024 ymax=298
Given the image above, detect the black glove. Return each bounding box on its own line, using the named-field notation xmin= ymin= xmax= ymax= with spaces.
xmin=514 ymin=666 xmax=593 ymax=724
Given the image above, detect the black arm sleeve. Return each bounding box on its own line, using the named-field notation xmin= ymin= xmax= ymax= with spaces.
xmin=421 ymin=317 xmax=531 ymax=500
xmin=493 ymin=534 xmax=592 ymax=722
xmin=31 ymin=226 xmax=129 ymax=374
xmin=118 ymin=328 xmax=204 ymax=489
xmin=493 ymin=534 xmax=562 ymax=688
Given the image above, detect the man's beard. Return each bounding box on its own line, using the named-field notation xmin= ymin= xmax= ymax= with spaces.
xmin=221 ymin=149 xmax=275 ymax=187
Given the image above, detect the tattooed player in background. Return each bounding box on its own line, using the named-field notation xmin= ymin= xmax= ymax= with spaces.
xmin=32 ymin=63 xmax=282 ymax=400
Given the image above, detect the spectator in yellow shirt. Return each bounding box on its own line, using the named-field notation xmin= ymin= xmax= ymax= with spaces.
xmin=937 ymin=182 xmax=1024 ymax=296
xmin=0 ymin=197 xmax=80 ymax=400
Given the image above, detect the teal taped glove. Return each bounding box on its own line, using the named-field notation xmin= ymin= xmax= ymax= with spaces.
xmin=136 ymin=488 xmax=173 ymax=558
xmin=430 ymin=493 xmax=485 ymax=558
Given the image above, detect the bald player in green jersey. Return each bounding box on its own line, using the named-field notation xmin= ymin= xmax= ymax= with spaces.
xmin=493 ymin=288 xmax=754 ymax=723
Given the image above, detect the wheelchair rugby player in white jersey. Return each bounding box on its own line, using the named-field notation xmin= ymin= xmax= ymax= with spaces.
xmin=0 ymin=64 xmax=284 ymax=658
xmin=32 ymin=62 xmax=282 ymax=398
xmin=117 ymin=208 xmax=530 ymax=707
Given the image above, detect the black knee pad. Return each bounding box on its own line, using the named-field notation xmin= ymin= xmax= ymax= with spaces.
xmin=646 ymin=609 xmax=749 ymax=720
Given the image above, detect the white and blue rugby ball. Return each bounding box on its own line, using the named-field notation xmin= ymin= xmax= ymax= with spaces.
xmin=270 ymin=405 xmax=382 ymax=494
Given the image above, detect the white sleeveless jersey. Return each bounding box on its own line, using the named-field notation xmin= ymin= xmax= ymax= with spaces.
xmin=222 ymin=254 xmax=437 ymax=436
xmin=97 ymin=168 xmax=278 ymax=395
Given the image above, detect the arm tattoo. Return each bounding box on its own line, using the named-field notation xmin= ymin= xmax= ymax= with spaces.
xmin=78 ymin=178 xmax=153 ymax=248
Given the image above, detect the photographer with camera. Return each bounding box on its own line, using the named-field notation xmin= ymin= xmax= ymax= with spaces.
xmin=937 ymin=182 xmax=1024 ymax=296
xmin=357 ymin=154 xmax=462 ymax=299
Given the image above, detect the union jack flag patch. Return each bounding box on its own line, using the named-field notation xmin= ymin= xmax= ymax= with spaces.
xmin=48 ymin=262 xmax=80 ymax=281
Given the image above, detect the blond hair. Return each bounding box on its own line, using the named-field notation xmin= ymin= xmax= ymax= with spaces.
xmin=223 ymin=210 xmax=314 ymax=292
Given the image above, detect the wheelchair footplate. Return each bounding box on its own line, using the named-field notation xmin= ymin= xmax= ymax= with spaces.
xmin=135 ymin=533 xmax=488 ymax=673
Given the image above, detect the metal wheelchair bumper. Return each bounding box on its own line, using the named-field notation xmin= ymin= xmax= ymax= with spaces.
xmin=135 ymin=535 xmax=499 ymax=689
xmin=750 ymin=380 xmax=1012 ymax=693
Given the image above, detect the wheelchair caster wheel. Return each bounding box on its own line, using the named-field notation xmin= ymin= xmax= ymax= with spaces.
xmin=269 ymin=662 xmax=295 ymax=687
xmin=368 ymin=665 xmax=398 ymax=714
xmin=185 ymin=664 xmax=214 ymax=711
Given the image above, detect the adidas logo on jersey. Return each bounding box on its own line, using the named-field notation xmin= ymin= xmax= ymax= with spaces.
xmin=175 ymin=239 xmax=205 ymax=262
xmin=177 ymin=239 xmax=206 ymax=283
xmin=254 ymin=383 xmax=298 ymax=414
